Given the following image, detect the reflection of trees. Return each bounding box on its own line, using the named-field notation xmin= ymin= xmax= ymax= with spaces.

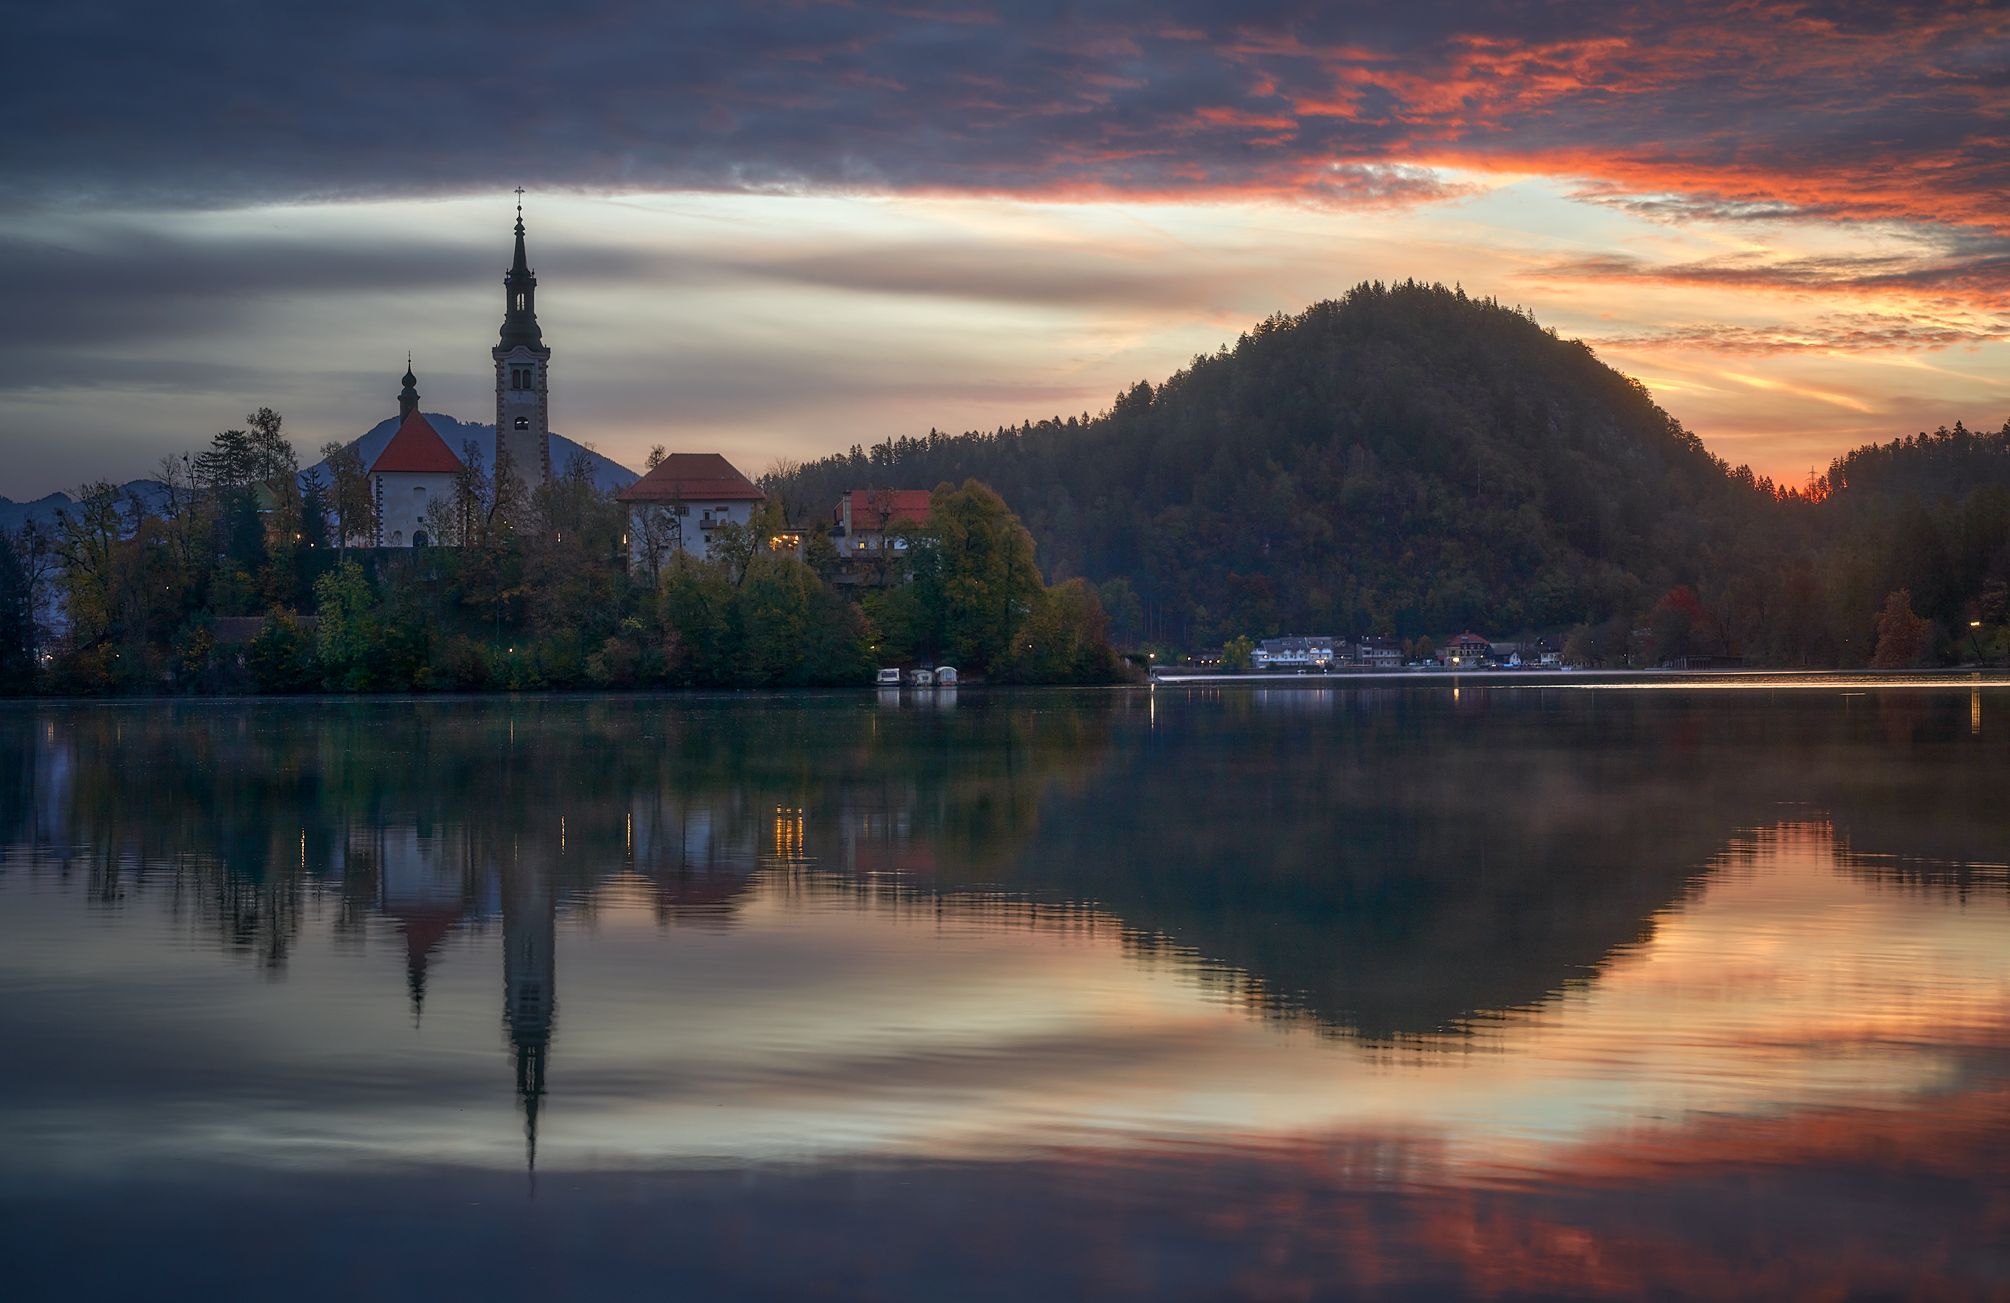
xmin=980 ymin=685 xmax=2010 ymax=1037
xmin=4 ymin=685 xmax=2006 ymax=1044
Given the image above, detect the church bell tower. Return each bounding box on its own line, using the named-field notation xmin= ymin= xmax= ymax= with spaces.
xmin=494 ymin=191 xmax=552 ymax=494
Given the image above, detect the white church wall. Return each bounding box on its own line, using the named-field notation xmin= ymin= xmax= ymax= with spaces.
xmin=374 ymin=471 xmax=455 ymax=547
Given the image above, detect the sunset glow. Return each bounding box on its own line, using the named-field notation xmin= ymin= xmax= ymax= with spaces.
xmin=7 ymin=2 xmax=2008 ymax=492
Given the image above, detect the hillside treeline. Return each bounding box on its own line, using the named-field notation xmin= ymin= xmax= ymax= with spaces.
xmin=767 ymin=282 xmax=2010 ymax=667
xmin=0 ymin=418 xmax=1121 ymax=695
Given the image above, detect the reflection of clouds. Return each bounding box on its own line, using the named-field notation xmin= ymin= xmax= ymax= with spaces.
xmin=4 ymin=822 xmax=2005 ymax=1184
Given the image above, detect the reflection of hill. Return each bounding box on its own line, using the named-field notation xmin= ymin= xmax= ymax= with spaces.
xmin=980 ymin=686 xmax=2010 ymax=1037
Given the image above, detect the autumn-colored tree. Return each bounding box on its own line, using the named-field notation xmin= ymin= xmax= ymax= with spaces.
xmin=1871 ymin=589 xmax=1932 ymax=669
xmin=1001 ymin=579 xmax=1120 ymax=684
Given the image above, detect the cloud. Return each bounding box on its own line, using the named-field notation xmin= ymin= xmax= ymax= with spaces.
xmin=6 ymin=1 xmax=2003 ymax=236
xmin=1592 ymin=314 xmax=2010 ymax=355
xmin=1529 ymin=241 xmax=2010 ymax=301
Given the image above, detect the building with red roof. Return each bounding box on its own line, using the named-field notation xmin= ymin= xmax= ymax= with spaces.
xmin=616 ymin=452 xmax=766 ymax=572
xmin=834 ymin=488 xmax=933 ymax=558
xmin=1442 ymin=631 xmax=1493 ymax=668
xmin=367 ymin=369 xmax=464 ymax=547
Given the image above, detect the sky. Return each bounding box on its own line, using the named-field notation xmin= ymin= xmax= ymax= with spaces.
xmin=5 ymin=0 xmax=2008 ymax=497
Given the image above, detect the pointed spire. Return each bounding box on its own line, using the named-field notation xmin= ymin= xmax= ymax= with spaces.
xmin=499 ymin=190 xmax=544 ymax=351
xmin=407 ymin=952 xmax=427 ymax=1027
xmin=397 ymin=357 xmax=420 ymax=420
xmin=511 ymin=199 xmax=530 ymax=278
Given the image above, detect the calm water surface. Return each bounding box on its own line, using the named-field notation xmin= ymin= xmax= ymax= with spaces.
xmin=2 ymin=684 xmax=2008 ymax=1300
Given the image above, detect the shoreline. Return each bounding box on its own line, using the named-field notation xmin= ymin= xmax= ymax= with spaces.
xmin=1149 ymin=666 xmax=2010 ymax=688
xmin=5 ymin=666 xmax=2010 ymax=707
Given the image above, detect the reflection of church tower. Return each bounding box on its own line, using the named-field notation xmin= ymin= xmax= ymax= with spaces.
xmin=493 ymin=192 xmax=552 ymax=497
xmin=374 ymin=824 xmax=466 ymax=1027
xmin=500 ymin=849 xmax=555 ymax=1174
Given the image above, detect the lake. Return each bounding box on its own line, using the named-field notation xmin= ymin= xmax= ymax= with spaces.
xmin=2 ymin=682 xmax=2008 ymax=1300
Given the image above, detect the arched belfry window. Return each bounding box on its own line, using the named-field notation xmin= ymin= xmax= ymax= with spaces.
xmin=515 ymin=416 xmax=530 ymax=430
xmin=515 ymin=293 xmax=526 ymax=312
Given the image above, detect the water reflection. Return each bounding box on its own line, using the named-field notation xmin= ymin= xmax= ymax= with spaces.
xmin=2 ymin=687 xmax=2008 ymax=1299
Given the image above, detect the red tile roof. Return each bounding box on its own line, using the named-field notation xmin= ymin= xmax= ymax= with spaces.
xmin=369 ymin=410 xmax=464 ymax=475
xmin=616 ymin=453 xmax=765 ymax=503
xmin=839 ymin=488 xmax=933 ymax=529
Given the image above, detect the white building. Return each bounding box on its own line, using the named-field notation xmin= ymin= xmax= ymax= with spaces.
xmin=1252 ymin=636 xmax=1336 ymax=670
xmin=368 ymin=398 xmax=463 ymax=548
xmin=616 ymin=452 xmax=767 ymax=572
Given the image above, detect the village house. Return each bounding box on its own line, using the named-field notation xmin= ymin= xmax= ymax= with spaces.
xmin=1253 ymin=636 xmax=1336 ymax=670
xmin=617 ymin=453 xmax=766 ymax=570
xmin=1356 ymin=636 xmax=1403 ymax=669
xmin=1441 ymin=631 xmax=1493 ymax=668
xmin=833 ymin=489 xmax=933 ymax=557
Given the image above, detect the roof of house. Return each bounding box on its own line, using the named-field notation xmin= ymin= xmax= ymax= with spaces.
xmin=839 ymin=488 xmax=933 ymax=528
xmin=1448 ymin=631 xmax=1492 ymax=646
xmin=616 ymin=453 xmax=765 ymax=503
xmin=369 ymin=410 xmax=464 ymax=475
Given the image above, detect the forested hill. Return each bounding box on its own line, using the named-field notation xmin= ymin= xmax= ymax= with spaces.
xmin=770 ymin=281 xmax=1776 ymax=643
xmin=1817 ymin=421 xmax=2010 ymax=502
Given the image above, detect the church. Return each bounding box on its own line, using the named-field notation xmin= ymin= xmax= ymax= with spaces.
xmin=359 ymin=198 xmax=764 ymax=565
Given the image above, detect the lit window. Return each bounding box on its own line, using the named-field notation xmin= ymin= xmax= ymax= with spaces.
xmin=515 ymin=416 xmax=530 ymax=430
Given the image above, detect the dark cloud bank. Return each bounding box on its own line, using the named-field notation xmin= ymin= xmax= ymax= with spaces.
xmin=9 ymin=1 xmax=2006 ymax=228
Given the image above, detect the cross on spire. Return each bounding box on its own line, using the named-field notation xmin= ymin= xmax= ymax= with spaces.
xmin=515 ymin=186 xmax=525 ymax=224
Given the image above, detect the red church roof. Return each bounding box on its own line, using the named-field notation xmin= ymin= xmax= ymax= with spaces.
xmin=369 ymin=410 xmax=464 ymax=475
xmin=616 ymin=453 xmax=765 ymax=503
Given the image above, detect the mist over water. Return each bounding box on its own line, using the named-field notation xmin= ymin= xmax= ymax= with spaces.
xmin=2 ymin=685 xmax=2007 ymax=1300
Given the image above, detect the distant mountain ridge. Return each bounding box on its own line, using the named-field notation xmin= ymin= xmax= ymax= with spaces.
xmin=301 ymin=412 xmax=639 ymax=495
xmin=1 ymin=415 xmax=638 ymax=534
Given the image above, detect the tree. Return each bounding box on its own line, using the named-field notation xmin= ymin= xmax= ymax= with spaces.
xmin=247 ymin=614 xmax=318 ymax=693
xmin=0 ymin=530 xmax=35 ymax=693
xmin=53 ymin=481 xmax=130 ymax=653
xmin=152 ymin=452 xmax=209 ymax=584
xmin=1871 ymin=589 xmax=1932 ymax=669
xmin=760 ymin=456 xmax=814 ymax=526
xmin=421 ymin=439 xmax=495 ymax=549
xmin=195 ymin=427 xmax=257 ymax=489
xmin=1001 ymin=579 xmax=1119 ymax=683
xmin=658 ymin=556 xmax=736 ymax=686
xmin=930 ymin=479 xmax=1043 ymax=674
xmin=630 ymin=503 xmax=683 ymax=586
xmin=313 ymin=561 xmax=378 ymax=690
xmin=11 ymin=522 xmax=55 ymax=666
xmin=319 ymin=440 xmax=376 ymax=553
xmin=1222 ymin=635 xmax=1254 ymax=671
xmin=1096 ymin=577 xmax=1144 ymax=646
